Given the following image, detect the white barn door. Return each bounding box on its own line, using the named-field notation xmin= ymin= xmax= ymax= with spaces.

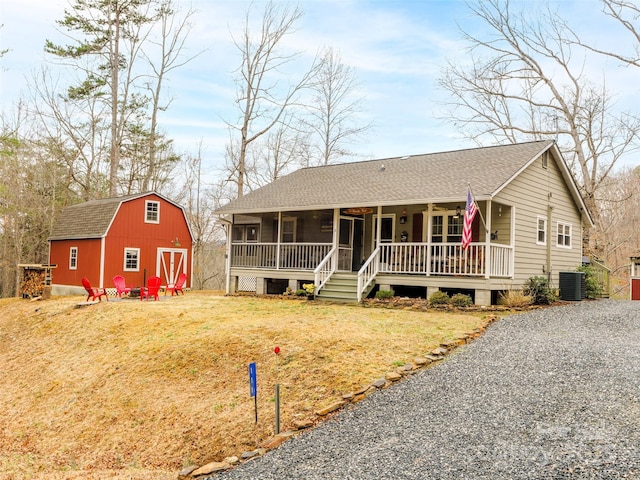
xmin=156 ymin=248 xmax=188 ymax=286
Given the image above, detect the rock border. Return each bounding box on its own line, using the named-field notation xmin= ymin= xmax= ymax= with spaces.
xmin=179 ymin=313 xmax=501 ymax=479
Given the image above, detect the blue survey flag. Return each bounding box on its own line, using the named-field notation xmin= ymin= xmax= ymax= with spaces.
xmin=249 ymin=362 xmax=257 ymax=397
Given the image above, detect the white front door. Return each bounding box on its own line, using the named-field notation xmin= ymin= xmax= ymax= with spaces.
xmin=156 ymin=248 xmax=188 ymax=286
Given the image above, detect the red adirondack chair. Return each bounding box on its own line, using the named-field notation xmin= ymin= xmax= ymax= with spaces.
xmin=113 ymin=275 xmax=132 ymax=298
xmin=82 ymin=277 xmax=108 ymax=302
xmin=140 ymin=276 xmax=161 ymax=301
xmin=165 ymin=272 xmax=187 ymax=296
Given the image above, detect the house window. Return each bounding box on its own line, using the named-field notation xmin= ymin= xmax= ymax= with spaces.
xmin=537 ymin=217 xmax=547 ymax=245
xmin=69 ymin=247 xmax=78 ymax=270
xmin=124 ymin=248 xmax=140 ymax=271
xmin=542 ymin=152 xmax=548 ymax=169
xmin=233 ymin=224 xmax=260 ymax=243
xmin=431 ymin=216 xmax=443 ymax=243
xmin=557 ymin=222 xmax=572 ymax=248
xmin=281 ymin=217 xmax=297 ymax=243
xmin=145 ymin=201 xmax=160 ymax=224
xmin=430 ymin=213 xmax=464 ymax=243
xmin=447 ymin=214 xmax=463 ymax=243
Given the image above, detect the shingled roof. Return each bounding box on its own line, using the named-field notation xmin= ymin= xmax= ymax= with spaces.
xmin=49 ymin=192 xmax=176 ymax=241
xmin=215 ymin=140 xmax=562 ymax=215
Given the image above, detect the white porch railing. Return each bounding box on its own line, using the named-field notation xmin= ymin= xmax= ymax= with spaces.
xmin=378 ymin=242 xmax=513 ymax=277
xmin=489 ymin=244 xmax=513 ymax=278
xmin=232 ymin=242 xmax=513 ymax=278
xmin=314 ymin=246 xmax=338 ymax=292
xmin=357 ymin=246 xmax=380 ymax=302
xmin=231 ymin=243 xmax=332 ymax=270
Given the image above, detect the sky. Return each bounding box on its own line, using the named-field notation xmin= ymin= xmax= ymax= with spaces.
xmin=0 ymin=0 xmax=637 ymax=179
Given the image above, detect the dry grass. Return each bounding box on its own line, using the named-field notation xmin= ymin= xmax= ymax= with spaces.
xmin=499 ymin=289 xmax=533 ymax=308
xmin=0 ymin=292 xmax=489 ymax=479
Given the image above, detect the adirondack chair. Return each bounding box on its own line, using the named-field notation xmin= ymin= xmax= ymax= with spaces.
xmin=165 ymin=272 xmax=187 ymax=296
xmin=140 ymin=276 xmax=161 ymax=301
xmin=82 ymin=277 xmax=108 ymax=302
xmin=113 ymin=275 xmax=132 ymax=298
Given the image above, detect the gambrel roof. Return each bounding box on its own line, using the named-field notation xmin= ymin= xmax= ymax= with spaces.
xmin=49 ymin=192 xmax=186 ymax=241
xmin=216 ymin=140 xmax=593 ymax=226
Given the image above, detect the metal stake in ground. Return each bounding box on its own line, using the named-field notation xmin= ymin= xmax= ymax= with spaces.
xmin=274 ymin=346 xmax=281 ymax=434
xmin=275 ymin=384 xmax=281 ymax=434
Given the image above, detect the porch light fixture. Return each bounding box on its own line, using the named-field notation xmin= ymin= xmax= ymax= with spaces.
xmin=400 ymin=208 xmax=407 ymax=224
xmin=498 ymin=205 xmax=502 ymax=216
xmin=454 ymin=206 xmax=461 ymax=218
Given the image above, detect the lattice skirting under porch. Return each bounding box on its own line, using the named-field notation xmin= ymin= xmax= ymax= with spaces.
xmin=238 ymin=276 xmax=257 ymax=292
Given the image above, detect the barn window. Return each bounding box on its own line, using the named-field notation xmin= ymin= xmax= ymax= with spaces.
xmin=69 ymin=247 xmax=78 ymax=270
xmin=145 ymin=201 xmax=160 ymax=223
xmin=124 ymin=248 xmax=140 ymax=271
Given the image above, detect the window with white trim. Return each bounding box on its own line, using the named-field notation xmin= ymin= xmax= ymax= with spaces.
xmin=536 ymin=217 xmax=547 ymax=245
xmin=556 ymin=222 xmax=572 ymax=248
xmin=373 ymin=215 xmax=395 ymax=248
xmin=430 ymin=212 xmax=463 ymax=243
xmin=145 ymin=200 xmax=160 ymax=223
xmin=447 ymin=214 xmax=463 ymax=243
xmin=232 ymin=224 xmax=260 ymax=243
xmin=431 ymin=215 xmax=443 ymax=243
xmin=69 ymin=247 xmax=78 ymax=270
xmin=124 ymin=248 xmax=140 ymax=271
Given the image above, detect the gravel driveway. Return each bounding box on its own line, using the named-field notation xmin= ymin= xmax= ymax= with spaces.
xmin=214 ymin=300 xmax=640 ymax=479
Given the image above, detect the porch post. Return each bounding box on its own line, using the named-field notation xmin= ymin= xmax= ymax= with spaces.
xmin=426 ymin=203 xmax=433 ymax=276
xmin=484 ymin=200 xmax=492 ymax=279
xmin=376 ymin=206 xmax=382 ymax=246
xmin=333 ymin=208 xmax=340 ymax=269
xmin=225 ymin=219 xmax=232 ymax=295
xmin=276 ymin=211 xmax=281 ymax=269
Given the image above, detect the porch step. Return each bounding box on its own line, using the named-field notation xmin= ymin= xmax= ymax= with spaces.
xmin=317 ymin=274 xmax=359 ymax=302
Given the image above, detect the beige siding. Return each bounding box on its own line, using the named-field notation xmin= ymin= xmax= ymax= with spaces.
xmin=496 ymin=152 xmax=583 ymax=288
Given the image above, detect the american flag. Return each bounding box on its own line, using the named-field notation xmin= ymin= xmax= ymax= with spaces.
xmin=461 ymin=187 xmax=477 ymax=250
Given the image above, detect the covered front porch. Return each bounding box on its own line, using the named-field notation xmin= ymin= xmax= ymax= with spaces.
xmin=225 ymin=201 xmax=514 ymax=303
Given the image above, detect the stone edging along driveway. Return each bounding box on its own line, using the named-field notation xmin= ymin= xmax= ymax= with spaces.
xmin=195 ymin=300 xmax=640 ymax=479
xmin=179 ymin=310 xmax=501 ymax=478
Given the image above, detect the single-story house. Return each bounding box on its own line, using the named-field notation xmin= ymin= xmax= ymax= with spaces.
xmin=214 ymin=140 xmax=594 ymax=305
xmin=49 ymin=192 xmax=193 ymax=295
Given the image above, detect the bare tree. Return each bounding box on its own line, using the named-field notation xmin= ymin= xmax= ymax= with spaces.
xmin=225 ymin=1 xmax=318 ymax=198
xmin=46 ymin=0 xmax=161 ymax=196
xmin=305 ymin=47 xmax=371 ymax=166
xmin=29 ymin=67 xmax=111 ymax=200
xmin=173 ymin=143 xmax=226 ymax=290
xmin=45 ymin=0 xmax=195 ymax=198
xmin=439 ymin=0 xmax=640 ymax=236
xmin=141 ymin=0 xmax=200 ymax=191
xmin=580 ymin=0 xmax=640 ymax=68
xmin=593 ymin=167 xmax=640 ymax=295
xmin=0 ymin=106 xmax=66 ymax=297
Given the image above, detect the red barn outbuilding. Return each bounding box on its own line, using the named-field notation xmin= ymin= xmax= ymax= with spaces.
xmin=48 ymin=192 xmax=193 ymax=295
